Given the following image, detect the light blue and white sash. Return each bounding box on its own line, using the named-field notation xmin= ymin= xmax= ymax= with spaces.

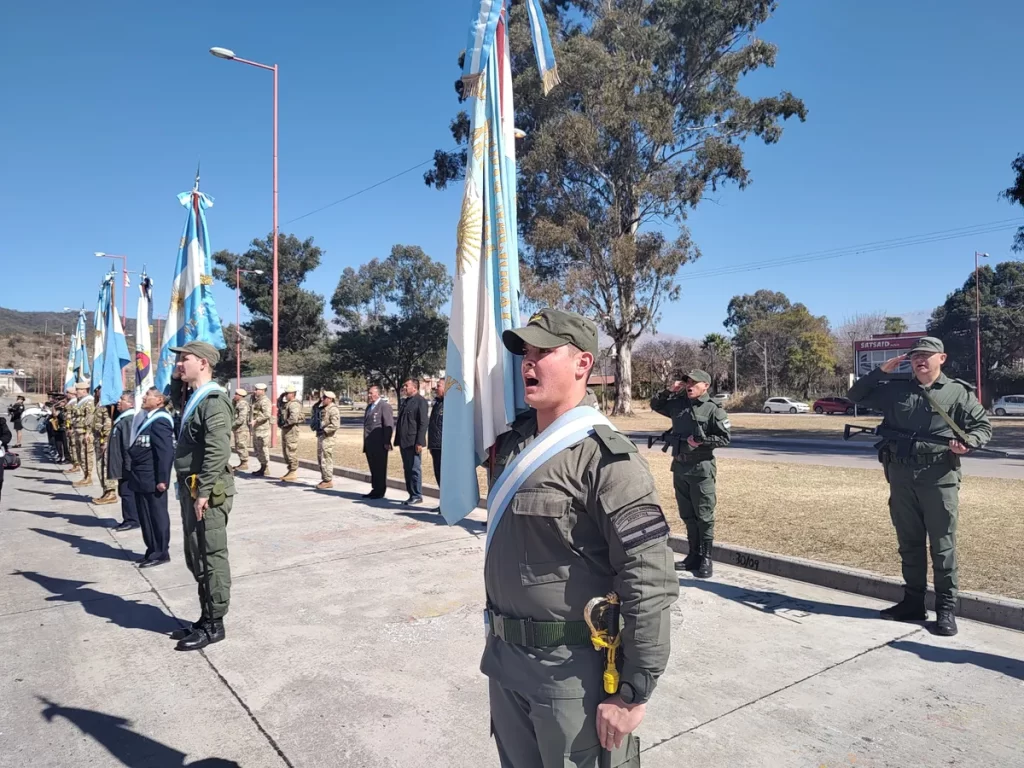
xmin=485 ymin=406 xmax=614 ymax=556
xmin=131 ymin=409 xmax=174 ymax=445
xmin=113 ymin=408 xmax=136 ymax=428
xmin=178 ymin=382 xmax=225 ymax=438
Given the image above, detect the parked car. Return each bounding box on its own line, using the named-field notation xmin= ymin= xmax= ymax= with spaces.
xmin=711 ymin=392 xmax=731 ymax=406
xmin=339 ymin=397 xmax=354 ymax=406
xmin=762 ymin=397 xmax=810 ymax=414
xmin=812 ymin=397 xmax=856 ymax=415
xmin=992 ymin=395 xmax=1024 ymax=417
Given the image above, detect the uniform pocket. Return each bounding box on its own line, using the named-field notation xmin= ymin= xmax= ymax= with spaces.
xmin=511 ymin=489 xmax=572 ymax=518
xmin=519 ymin=561 xmax=571 ymax=586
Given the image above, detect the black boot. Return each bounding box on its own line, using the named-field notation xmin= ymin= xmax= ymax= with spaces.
xmin=879 ymin=596 xmax=927 ymax=622
xmin=170 ymin=617 xmax=205 ymax=641
xmin=677 ymin=541 xmax=701 ymax=571
xmin=695 ymin=541 xmax=713 ymax=579
xmin=933 ymin=608 xmax=958 ymax=636
xmin=175 ymin=619 xmax=225 ymax=651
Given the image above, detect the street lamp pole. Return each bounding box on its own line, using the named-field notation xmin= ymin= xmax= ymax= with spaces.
xmin=94 ymin=252 xmax=128 ymax=321
xmin=211 ymin=46 xmax=279 ymax=446
xmin=974 ymin=251 xmax=989 ymax=404
xmin=235 ymin=266 xmax=265 ymax=387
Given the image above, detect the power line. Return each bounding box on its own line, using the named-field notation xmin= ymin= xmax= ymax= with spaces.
xmin=284 ymin=158 xmax=435 ymax=225
xmin=679 ymin=219 xmax=1024 ymax=280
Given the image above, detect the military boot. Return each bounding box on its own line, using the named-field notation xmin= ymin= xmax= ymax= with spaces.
xmin=175 ymin=619 xmax=225 ymax=652
xmin=72 ymin=475 xmax=93 ymax=487
xmin=70 ymin=464 xmax=81 ymax=474
xmin=316 ymin=480 xmax=333 ymax=490
xmin=677 ymin=542 xmax=701 ymax=571
xmin=933 ymin=608 xmax=958 ymax=637
xmin=695 ymin=541 xmax=714 ymax=579
xmin=92 ymin=490 xmax=118 ymax=505
xmin=170 ymin=617 xmax=206 ymax=641
xmin=879 ymin=596 xmax=927 ymax=622
xmin=238 ymin=460 xmax=249 ymax=471
xmin=280 ymin=471 xmax=298 ymax=482
xmin=252 ymin=465 xmax=267 ymax=477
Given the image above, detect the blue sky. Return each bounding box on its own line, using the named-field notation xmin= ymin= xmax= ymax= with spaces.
xmin=2 ymin=1 xmax=1022 ymax=341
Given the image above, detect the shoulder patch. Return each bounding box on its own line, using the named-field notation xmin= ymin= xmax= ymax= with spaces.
xmin=611 ymin=503 xmax=670 ymax=553
xmin=593 ymin=424 xmax=637 ymax=455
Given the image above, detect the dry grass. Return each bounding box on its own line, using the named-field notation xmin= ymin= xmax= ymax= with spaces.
xmin=274 ymin=424 xmax=1024 ymax=600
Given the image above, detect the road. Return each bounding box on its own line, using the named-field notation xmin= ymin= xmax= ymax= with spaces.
xmin=1 ymin=433 xmax=1022 ymax=767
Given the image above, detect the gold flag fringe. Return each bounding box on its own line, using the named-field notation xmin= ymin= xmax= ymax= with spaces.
xmin=541 ymin=65 xmax=560 ymax=96
xmin=461 ymin=73 xmax=487 ymax=100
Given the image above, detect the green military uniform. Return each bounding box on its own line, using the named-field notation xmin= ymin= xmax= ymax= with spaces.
xmin=231 ymin=391 xmax=251 ymax=470
xmin=250 ymin=388 xmax=272 ymax=472
xmin=848 ymin=336 xmax=991 ymax=632
xmin=67 ymin=395 xmax=82 ymax=471
xmin=484 ymin=310 xmax=678 ymax=768
xmin=280 ymin=393 xmax=304 ymax=476
xmin=169 ymin=342 xmax=236 ymax=650
xmin=92 ymin=402 xmax=116 ymax=494
xmin=317 ymin=396 xmax=341 ymax=483
xmin=650 ymin=369 xmax=731 ymax=576
xmin=73 ymin=388 xmax=96 ymax=483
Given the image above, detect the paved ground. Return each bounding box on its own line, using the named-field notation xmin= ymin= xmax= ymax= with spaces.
xmin=1 ymin=434 xmax=1022 ymax=768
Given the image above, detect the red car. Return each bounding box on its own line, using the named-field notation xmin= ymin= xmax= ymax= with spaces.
xmin=813 ymin=397 xmax=856 ymax=415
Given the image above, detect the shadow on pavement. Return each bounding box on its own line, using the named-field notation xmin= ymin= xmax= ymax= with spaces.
xmin=14 ymin=571 xmax=179 ymax=635
xmin=395 ymin=509 xmax=486 ymax=534
xmin=889 ymin=640 xmax=1024 ymax=681
xmin=680 ymin=578 xmax=883 ymax=621
xmin=16 ymin=509 xmax=116 ymax=529
xmin=19 ymin=488 xmax=92 ymax=503
xmin=38 ymin=697 xmax=241 ymax=767
xmin=22 ymin=476 xmax=69 ymax=485
xmin=300 ymin=486 xmax=407 ymax=508
xmin=29 ymin=528 xmax=136 ymax=561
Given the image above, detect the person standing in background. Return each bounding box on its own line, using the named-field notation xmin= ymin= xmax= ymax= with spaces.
xmin=66 ymin=387 xmax=82 ymax=474
xmin=250 ymin=383 xmax=272 ymax=476
xmin=316 ymin=391 xmax=341 ymax=490
xmin=279 ymin=385 xmax=304 ymax=482
xmin=362 ymin=385 xmax=394 ymax=499
xmin=107 ymin=390 xmax=140 ymax=532
xmin=91 ymin=386 xmax=119 ymax=505
xmin=72 ymin=382 xmax=95 ymax=487
xmin=427 ymin=380 xmax=445 ymax=513
xmin=7 ymin=395 xmax=25 ymax=448
xmin=129 ymin=387 xmax=175 ymax=568
xmin=394 ymin=379 xmax=428 ymax=506
xmin=231 ymin=389 xmax=251 ymax=472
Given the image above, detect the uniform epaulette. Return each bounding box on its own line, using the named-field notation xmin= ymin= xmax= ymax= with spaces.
xmin=593 ymin=424 xmax=637 ymax=456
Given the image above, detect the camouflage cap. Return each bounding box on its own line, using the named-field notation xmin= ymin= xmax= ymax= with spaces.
xmin=322 ymin=390 xmax=336 ymax=400
xmin=254 ymin=383 xmax=267 ymax=390
xmin=683 ymin=369 xmax=712 ymax=384
xmin=75 ymin=382 xmax=89 ymax=391
xmin=502 ymin=309 xmax=598 ymax=357
xmin=909 ymin=336 xmax=944 ymax=355
xmin=234 ymin=388 xmax=248 ymax=397
xmin=284 ymin=384 xmax=297 ymax=394
xmin=170 ymin=340 xmax=220 ymax=365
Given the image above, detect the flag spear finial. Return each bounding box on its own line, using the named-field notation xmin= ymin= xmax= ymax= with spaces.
xmin=194 ymin=161 xmax=201 ymax=192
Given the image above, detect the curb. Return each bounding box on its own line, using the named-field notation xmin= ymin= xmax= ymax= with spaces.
xmin=258 ymin=452 xmax=1023 ymax=633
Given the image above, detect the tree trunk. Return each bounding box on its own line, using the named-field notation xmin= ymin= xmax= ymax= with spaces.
xmin=612 ymin=339 xmax=634 ymax=415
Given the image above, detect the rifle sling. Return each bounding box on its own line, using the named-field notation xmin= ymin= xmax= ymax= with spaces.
xmin=918 ymin=386 xmax=972 ymax=446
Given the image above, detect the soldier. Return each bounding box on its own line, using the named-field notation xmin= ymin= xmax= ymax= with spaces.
xmin=484 ymin=309 xmax=678 ymax=768
xmin=169 ymin=341 xmax=235 ymax=651
xmin=316 ymin=391 xmax=341 ymax=490
xmin=231 ymin=389 xmax=251 ymax=472
xmin=65 ymin=387 xmax=81 ymax=473
xmin=72 ymin=382 xmax=95 ymax=487
xmin=250 ymin=383 xmax=272 ymax=476
xmin=650 ymin=369 xmax=731 ymax=579
xmin=848 ymin=336 xmax=991 ymax=637
xmin=279 ymin=384 xmax=304 ymax=482
xmin=91 ymin=386 xmax=118 ymax=505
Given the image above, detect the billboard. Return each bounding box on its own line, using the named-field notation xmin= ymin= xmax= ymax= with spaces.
xmin=854 ymin=334 xmax=926 ymax=377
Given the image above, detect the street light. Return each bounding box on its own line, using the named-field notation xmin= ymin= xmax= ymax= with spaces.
xmin=211 ymin=44 xmax=279 ymax=446
xmin=94 ymin=252 xmax=128 ymax=321
xmin=974 ymin=251 xmax=989 ymax=403
xmin=235 ymin=267 xmax=265 ymax=387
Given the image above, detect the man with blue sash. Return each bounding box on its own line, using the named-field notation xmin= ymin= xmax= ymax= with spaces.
xmin=169 ymin=341 xmax=236 ymax=652
xmin=128 ymin=387 xmax=175 ymax=567
xmin=482 ymin=309 xmax=678 ymax=768
xmin=107 ymin=390 xmax=140 ymax=533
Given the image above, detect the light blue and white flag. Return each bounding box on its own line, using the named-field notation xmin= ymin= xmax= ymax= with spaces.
xmin=92 ymin=272 xmax=110 ymax=386
xmin=154 ymin=171 xmax=226 ymax=393
xmin=135 ymin=272 xmax=155 ymax=401
xmin=64 ymin=308 xmax=90 ymax=391
xmin=93 ymin=271 xmax=131 ymax=406
xmin=440 ymin=0 xmax=559 ymax=525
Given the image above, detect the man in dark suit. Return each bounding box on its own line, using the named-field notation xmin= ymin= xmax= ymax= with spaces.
xmin=394 ymin=379 xmax=428 ymax=506
xmin=362 ymin=385 xmax=394 ymax=499
xmin=107 ymin=390 xmax=140 ymax=533
xmin=128 ymin=387 xmax=175 ymax=568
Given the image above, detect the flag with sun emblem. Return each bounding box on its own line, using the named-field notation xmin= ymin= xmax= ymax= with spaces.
xmin=135 ymin=271 xmax=155 ymax=401
xmin=65 ymin=308 xmax=90 ymax=391
xmin=440 ymin=0 xmax=559 ymax=525
xmin=155 ymin=169 xmax=225 ymax=393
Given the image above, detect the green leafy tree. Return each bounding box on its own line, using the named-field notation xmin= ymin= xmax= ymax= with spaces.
xmin=1000 ymin=153 xmax=1024 ymax=252
xmin=700 ymin=333 xmax=734 ymax=392
xmin=331 ymin=245 xmax=452 ymax=394
xmin=883 ymin=316 xmax=907 ymax=334
xmin=927 ymin=261 xmax=1024 ymax=404
xmin=427 ymin=0 xmax=806 ymax=414
xmin=213 ymin=234 xmax=327 ymax=352
xmin=785 ymin=328 xmax=837 ymax=400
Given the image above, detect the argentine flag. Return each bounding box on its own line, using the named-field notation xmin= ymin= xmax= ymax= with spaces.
xmin=64 ymin=309 xmax=90 ymax=391
xmin=135 ymin=273 xmax=155 ymax=401
xmin=94 ymin=272 xmax=131 ymax=406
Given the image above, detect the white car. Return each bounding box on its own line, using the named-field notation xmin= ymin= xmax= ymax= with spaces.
xmin=762 ymin=397 xmax=810 ymax=414
xmin=711 ymin=392 xmax=731 ymax=406
xmin=992 ymin=395 xmax=1024 ymax=417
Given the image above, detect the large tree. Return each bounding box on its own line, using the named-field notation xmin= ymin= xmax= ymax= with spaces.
xmin=1000 ymin=153 xmax=1024 ymax=252
xmin=427 ymin=0 xmax=805 ymax=414
xmin=883 ymin=316 xmax=908 ymax=334
xmin=700 ymin=333 xmax=733 ymax=392
xmin=927 ymin=261 xmax=1024 ymax=404
xmin=213 ymin=234 xmax=327 ymax=352
xmin=331 ymin=245 xmax=452 ymax=393
xmin=834 ymin=312 xmax=885 ymax=375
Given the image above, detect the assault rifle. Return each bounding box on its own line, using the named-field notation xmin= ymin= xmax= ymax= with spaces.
xmin=843 ymin=424 xmax=1017 ymax=459
xmin=647 ymin=421 xmax=707 ymax=455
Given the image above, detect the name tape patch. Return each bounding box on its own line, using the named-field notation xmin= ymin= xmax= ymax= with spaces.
xmin=612 ymin=504 xmax=670 ymax=552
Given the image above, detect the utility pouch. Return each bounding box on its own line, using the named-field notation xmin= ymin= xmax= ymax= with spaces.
xmin=210 ymin=479 xmax=227 ymax=508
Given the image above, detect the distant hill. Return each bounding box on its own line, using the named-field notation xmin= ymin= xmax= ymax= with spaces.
xmin=0 ymin=307 xmax=137 ymax=338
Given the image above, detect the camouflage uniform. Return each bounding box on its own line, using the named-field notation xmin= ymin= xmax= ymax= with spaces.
xmin=250 ymin=391 xmax=272 ymax=472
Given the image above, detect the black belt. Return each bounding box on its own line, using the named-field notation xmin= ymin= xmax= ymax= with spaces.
xmin=487 ymin=610 xmax=592 ymax=647
xmin=885 ymin=452 xmax=950 ymax=466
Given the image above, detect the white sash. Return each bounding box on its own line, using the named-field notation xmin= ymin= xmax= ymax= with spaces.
xmin=113 ymin=409 xmax=136 ymax=428
xmin=131 ymin=410 xmax=173 ymax=445
xmin=178 ymin=382 xmax=225 ymax=438
xmin=485 ymin=405 xmax=615 ymax=556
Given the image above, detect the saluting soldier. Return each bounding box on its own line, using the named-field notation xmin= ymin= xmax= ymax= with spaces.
xmin=848 ymin=336 xmax=991 ymax=637
xmin=650 ymin=369 xmax=731 ymax=579
xmin=169 ymin=342 xmax=235 ymax=651
xmin=484 ymin=309 xmax=678 ymax=768
xmin=250 ymin=383 xmax=272 ymax=476
xmin=279 ymin=384 xmax=304 ymax=482
xmin=91 ymin=386 xmax=118 ymax=505
xmin=231 ymin=388 xmax=251 ymax=472
xmin=72 ymin=382 xmax=95 ymax=487
xmin=316 ymin=391 xmax=341 ymax=490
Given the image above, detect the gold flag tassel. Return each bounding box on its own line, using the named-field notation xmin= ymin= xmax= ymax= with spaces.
xmin=541 ymin=64 xmax=560 ymax=96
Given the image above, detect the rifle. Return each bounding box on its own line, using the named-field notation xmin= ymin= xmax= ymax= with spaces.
xmin=843 ymin=424 xmax=1017 ymax=459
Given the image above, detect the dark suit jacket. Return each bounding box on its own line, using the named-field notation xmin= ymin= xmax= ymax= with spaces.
xmin=362 ymin=399 xmax=394 ymax=453
xmin=394 ymin=394 xmax=428 ymax=449
xmin=127 ymin=412 xmax=174 ymax=494
xmin=107 ymin=410 xmax=136 ymax=480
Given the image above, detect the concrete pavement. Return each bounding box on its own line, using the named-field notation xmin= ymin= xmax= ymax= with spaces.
xmin=1 ymin=436 xmax=1022 ymax=768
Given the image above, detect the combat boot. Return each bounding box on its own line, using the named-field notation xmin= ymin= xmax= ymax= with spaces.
xmin=695 ymin=541 xmax=714 ymax=579
xmin=316 ymin=480 xmax=334 ymax=490
xmin=238 ymin=460 xmax=249 ymax=471
xmin=92 ymin=490 xmax=118 ymax=505
xmin=171 ymin=617 xmax=206 ymax=641
xmin=72 ymin=475 xmax=93 ymax=487
xmin=676 ymin=542 xmax=701 ymax=571
xmin=879 ymin=596 xmax=927 ymax=622
xmin=70 ymin=464 xmax=81 ymax=474
xmin=280 ymin=471 xmax=298 ymax=482
xmin=933 ymin=608 xmax=958 ymax=637
xmin=175 ymin=619 xmax=225 ymax=652
xmin=252 ymin=465 xmax=267 ymax=477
